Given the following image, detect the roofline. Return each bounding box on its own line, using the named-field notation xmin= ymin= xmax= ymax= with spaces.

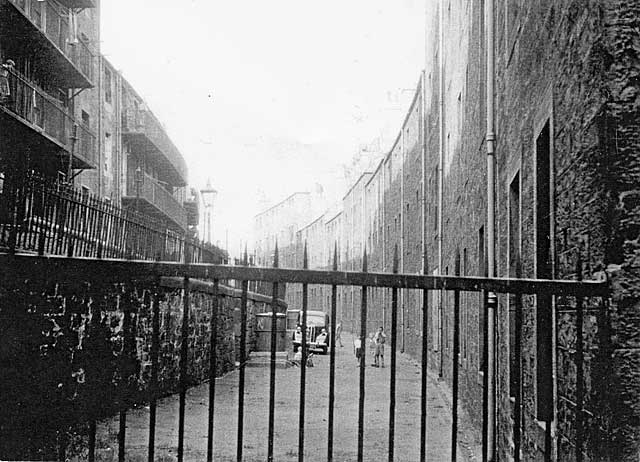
xmin=326 ymin=210 xmax=342 ymax=224
xmin=400 ymin=74 xmax=423 ymax=130
xmin=254 ymin=191 xmax=311 ymax=218
xmin=342 ymin=171 xmax=373 ymax=201
xmin=365 ymin=157 xmax=386 ymax=187
xmin=298 ymin=213 xmax=325 ymax=233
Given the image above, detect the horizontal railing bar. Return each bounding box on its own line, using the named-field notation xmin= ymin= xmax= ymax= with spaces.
xmin=0 ymin=253 xmax=609 ymax=296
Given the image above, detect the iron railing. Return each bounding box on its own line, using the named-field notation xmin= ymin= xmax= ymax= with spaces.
xmin=0 ymin=67 xmax=97 ymax=165
xmin=0 ymin=240 xmax=609 ymax=461
xmin=0 ymin=172 xmax=223 ymax=263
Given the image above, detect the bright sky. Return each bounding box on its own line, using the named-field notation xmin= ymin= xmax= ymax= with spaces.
xmin=101 ymin=1 xmax=425 ymax=256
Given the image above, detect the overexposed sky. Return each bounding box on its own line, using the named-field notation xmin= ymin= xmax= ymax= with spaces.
xmin=101 ymin=1 xmax=425 ymax=255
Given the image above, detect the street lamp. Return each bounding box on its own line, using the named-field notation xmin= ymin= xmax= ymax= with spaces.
xmin=134 ymin=165 xmax=144 ymax=212
xmin=200 ymin=179 xmax=217 ymax=244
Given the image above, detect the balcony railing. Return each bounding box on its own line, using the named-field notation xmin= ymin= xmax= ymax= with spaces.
xmin=122 ymin=110 xmax=188 ymax=186
xmin=125 ymin=173 xmax=188 ymax=230
xmin=6 ymin=0 xmax=94 ymax=86
xmin=0 ymin=67 xmax=97 ymax=167
xmin=55 ymin=0 xmax=96 ymax=8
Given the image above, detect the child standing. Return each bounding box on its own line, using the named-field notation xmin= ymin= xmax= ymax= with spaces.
xmin=373 ymin=327 xmax=387 ymax=367
xmin=368 ymin=332 xmax=377 ymax=366
xmin=353 ymin=336 xmax=363 ymax=364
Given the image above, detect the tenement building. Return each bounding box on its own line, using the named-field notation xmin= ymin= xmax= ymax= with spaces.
xmin=278 ymin=1 xmax=640 ymax=460
xmin=0 ymin=0 xmax=99 ymax=184
xmin=0 ymin=0 xmax=196 ymax=240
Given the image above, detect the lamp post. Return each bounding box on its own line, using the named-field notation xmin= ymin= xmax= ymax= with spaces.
xmin=200 ymin=179 xmax=217 ymax=244
xmin=134 ymin=165 xmax=144 ymax=213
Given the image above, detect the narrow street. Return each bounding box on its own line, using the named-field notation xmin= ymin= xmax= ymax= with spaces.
xmin=94 ymin=334 xmax=481 ymax=461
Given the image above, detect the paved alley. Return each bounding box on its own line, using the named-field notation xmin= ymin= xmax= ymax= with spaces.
xmin=94 ymin=334 xmax=481 ymax=461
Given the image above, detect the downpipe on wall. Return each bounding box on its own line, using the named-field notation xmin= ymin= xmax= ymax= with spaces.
xmin=485 ymin=0 xmax=496 ymax=459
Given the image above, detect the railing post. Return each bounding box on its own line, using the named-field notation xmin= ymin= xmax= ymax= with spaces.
xmin=299 ymin=242 xmax=308 ymax=462
xmin=357 ymin=249 xmax=368 ymax=462
xmin=451 ymin=253 xmax=460 ymax=462
xmin=575 ymin=249 xmax=584 ymax=462
xmin=420 ymin=250 xmax=429 ymax=462
xmin=118 ymin=286 xmax=133 ymax=462
xmin=514 ymin=258 xmax=523 ymax=462
xmin=207 ymin=279 xmax=219 ymax=462
xmin=236 ymin=249 xmax=249 ymax=462
xmin=389 ymin=246 xmax=399 ymax=462
xmin=177 ymin=276 xmax=190 ymax=462
xmin=148 ymin=290 xmax=160 ymax=462
xmin=327 ymin=243 xmax=338 ymax=462
xmin=268 ymin=246 xmax=279 ymax=462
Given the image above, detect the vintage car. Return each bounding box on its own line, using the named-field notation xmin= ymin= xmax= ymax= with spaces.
xmin=291 ymin=310 xmax=330 ymax=354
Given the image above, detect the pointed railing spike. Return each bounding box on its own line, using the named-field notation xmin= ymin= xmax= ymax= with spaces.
xmin=303 ymin=241 xmax=308 ymax=269
xmin=393 ymin=244 xmax=399 ymax=274
xmin=362 ymin=247 xmax=368 ymax=272
xmin=328 ymin=240 xmax=338 ymax=461
xmin=420 ymin=250 xmax=429 ymax=462
xmin=273 ymin=242 xmax=279 ymax=267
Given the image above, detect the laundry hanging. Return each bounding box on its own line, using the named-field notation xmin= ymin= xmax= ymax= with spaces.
xmin=68 ymin=10 xmax=78 ymax=45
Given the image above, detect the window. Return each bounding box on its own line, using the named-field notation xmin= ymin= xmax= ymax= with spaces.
xmin=433 ymin=167 xmax=439 ymax=231
xmin=444 ymin=266 xmax=449 ymax=351
xmin=535 ymin=120 xmax=553 ymax=420
xmin=81 ymin=110 xmax=90 ymax=127
xmin=463 ymin=248 xmax=468 ymax=360
xmin=478 ymin=225 xmax=486 ymax=372
xmin=104 ymin=68 xmax=112 ymax=104
xmin=509 ymin=172 xmax=521 ymax=397
xmin=479 ymin=0 xmax=486 ymax=135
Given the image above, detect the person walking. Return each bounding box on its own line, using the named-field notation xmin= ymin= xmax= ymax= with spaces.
xmin=335 ymin=322 xmax=343 ymax=347
xmin=373 ymin=326 xmax=387 ymax=367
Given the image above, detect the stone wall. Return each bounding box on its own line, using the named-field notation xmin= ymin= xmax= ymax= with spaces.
xmin=0 ymin=276 xmax=282 ymax=461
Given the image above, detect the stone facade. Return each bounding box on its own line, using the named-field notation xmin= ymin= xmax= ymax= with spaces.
xmin=281 ymin=1 xmax=640 ymax=460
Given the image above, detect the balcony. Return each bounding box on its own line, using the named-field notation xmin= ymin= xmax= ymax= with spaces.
xmin=123 ymin=173 xmax=188 ymax=231
xmin=0 ymin=67 xmax=97 ymax=168
xmin=1 ymin=0 xmax=94 ymax=88
xmin=55 ymin=0 xmax=96 ymax=8
xmin=183 ymin=200 xmax=200 ymax=228
xmin=122 ymin=110 xmax=188 ymax=187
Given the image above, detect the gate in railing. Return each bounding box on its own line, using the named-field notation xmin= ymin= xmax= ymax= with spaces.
xmin=0 ymin=245 xmax=609 ymax=462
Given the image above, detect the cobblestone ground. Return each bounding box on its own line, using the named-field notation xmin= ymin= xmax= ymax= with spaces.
xmin=95 ymin=334 xmax=481 ymax=461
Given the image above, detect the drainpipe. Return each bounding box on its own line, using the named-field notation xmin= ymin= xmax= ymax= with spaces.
xmin=421 ymin=70 xmax=426 ymax=276
xmin=97 ymin=56 xmax=104 ymax=198
xmin=400 ymin=128 xmax=405 ymax=353
xmin=485 ymin=0 xmax=497 ymax=460
xmin=438 ymin=0 xmax=445 ymax=376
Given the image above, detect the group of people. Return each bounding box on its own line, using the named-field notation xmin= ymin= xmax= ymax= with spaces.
xmin=290 ymin=322 xmax=388 ymax=368
xmin=353 ymin=326 xmax=387 ymax=367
